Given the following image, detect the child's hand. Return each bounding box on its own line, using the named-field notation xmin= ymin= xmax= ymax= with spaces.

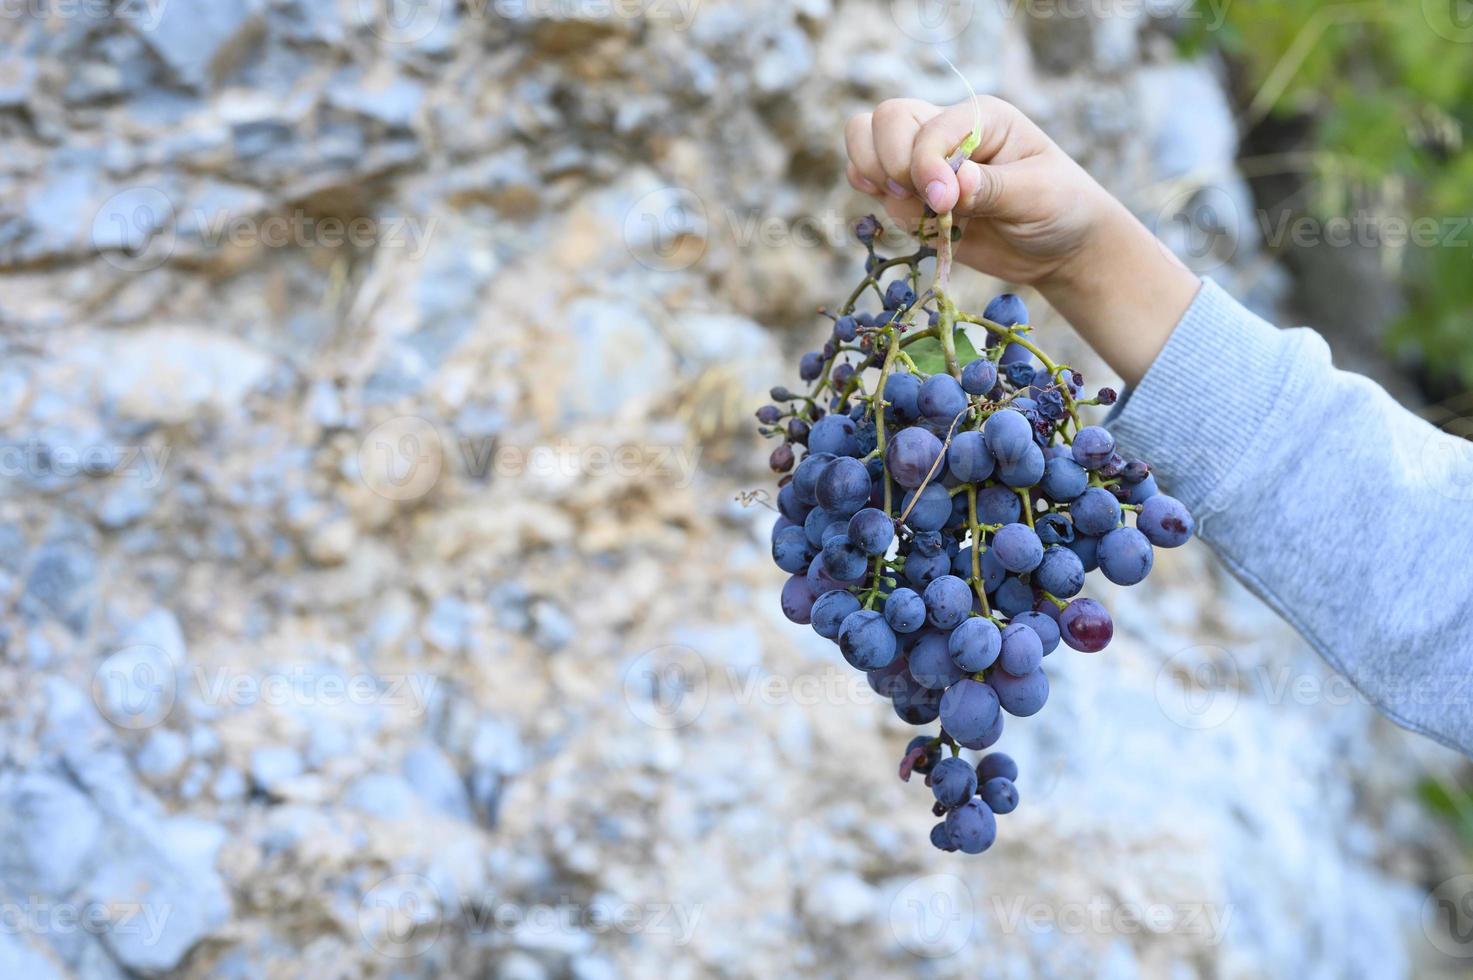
xmin=844 ymin=96 xmax=1202 ymax=386
xmin=844 ymin=97 xmax=1106 ymax=288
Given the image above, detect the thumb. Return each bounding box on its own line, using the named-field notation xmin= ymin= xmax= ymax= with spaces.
xmin=910 ymin=97 xmax=1028 ymax=214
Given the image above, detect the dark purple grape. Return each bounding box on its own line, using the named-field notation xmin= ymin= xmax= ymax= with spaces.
xmin=837 ymin=610 xmax=898 ymax=670
xmin=980 ymin=776 xmax=1018 ymax=814
xmin=910 ymin=631 xmax=967 ymax=689
xmin=939 ymin=678 xmax=1000 ymax=744
xmin=799 ymin=351 xmax=824 ymax=381
xmin=1034 ymin=546 xmax=1085 ymax=598
xmin=903 ymin=550 xmax=951 ymax=587
xmin=923 ymin=575 xmax=971 ymax=630
xmin=1071 ymin=426 xmax=1116 ymax=470
xmin=1035 ymin=512 xmax=1075 ymax=546
xmin=918 ymin=374 xmax=968 ymax=420
xmin=901 ymin=483 xmax=952 ymax=532
xmin=811 ymin=590 xmax=861 ymax=639
xmin=1070 ymin=486 xmax=1122 ymax=535
xmin=883 ymin=587 xmax=927 ymax=634
xmin=1059 ymin=598 xmax=1113 ymax=652
xmin=786 ymin=418 xmax=810 ymax=444
xmin=991 ymin=577 xmax=1033 ymax=617
xmin=780 ymin=574 xmax=820 ymax=624
xmin=885 ymin=426 xmax=944 ymax=488
xmin=996 ymin=442 xmax=1045 ymax=488
xmin=1097 ymin=526 xmax=1154 ymax=585
xmin=769 ymin=443 xmax=795 ymax=473
xmin=816 ymin=456 xmax=871 ymax=516
xmin=977 ymin=752 xmax=1018 ymax=784
xmin=992 ymin=667 xmax=1048 ymax=716
xmin=991 ymin=523 xmax=1043 ymax=573
xmin=961 ymin=359 xmax=998 ymax=396
xmin=1003 ymin=362 xmax=1036 ymax=388
xmin=1040 ymin=456 xmax=1088 ymax=502
xmin=947 ymin=431 xmax=994 ymax=484
xmin=930 ymin=821 xmax=958 ymax=852
xmin=884 ymin=279 xmax=916 ymax=310
xmin=997 ymin=622 xmax=1043 ymax=676
xmin=983 ymin=409 xmax=1033 ymax=466
xmin=847 ymin=507 xmax=893 ymax=555
xmin=772 ymin=525 xmax=813 ymax=574
xmin=944 ymin=798 xmax=997 ymax=854
xmin=808 ymin=415 xmax=859 ymax=457
xmin=975 ymin=485 xmax=1022 ymax=525
xmin=834 ymin=315 xmax=858 ymax=341
xmin=821 ymin=539 xmax=869 ymax=582
xmin=931 ymin=757 xmax=978 ymax=810
xmin=949 ymin=617 xmax=1001 ymax=673
xmin=1126 ymin=473 xmax=1159 ymax=504
xmin=1137 ymin=494 xmax=1194 ymax=547
xmin=883 ymin=372 xmax=922 ymax=422
xmin=1010 ymin=610 xmax=1060 ymax=655
xmin=756 ymin=404 xmax=781 ymax=424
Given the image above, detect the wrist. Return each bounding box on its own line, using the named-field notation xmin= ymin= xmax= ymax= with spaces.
xmin=1035 ymin=199 xmax=1201 ymax=387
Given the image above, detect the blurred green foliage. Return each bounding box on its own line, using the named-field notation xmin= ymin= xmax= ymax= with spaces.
xmin=1182 ymin=0 xmax=1473 ymax=387
xmin=1419 ymin=775 xmax=1473 ymax=851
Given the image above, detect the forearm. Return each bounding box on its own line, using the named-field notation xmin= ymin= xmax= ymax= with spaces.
xmin=1107 ymin=280 xmax=1473 ymax=756
xmin=1036 ymin=200 xmax=1202 ymax=388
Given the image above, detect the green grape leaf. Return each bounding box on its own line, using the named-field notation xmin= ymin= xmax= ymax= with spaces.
xmin=906 ymin=327 xmax=981 ymax=375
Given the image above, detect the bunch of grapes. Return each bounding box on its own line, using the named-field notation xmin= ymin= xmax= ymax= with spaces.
xmin=758 ymin=216 xmax=1195 ymax=855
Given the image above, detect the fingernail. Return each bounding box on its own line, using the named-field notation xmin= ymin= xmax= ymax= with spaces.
xmin=885 ymin=179 xmax=910 ymax=199
xmin=856 ymin=175 xmax=879 ymax=194
xmin=925 ymin=180 xmax=948 ymax=212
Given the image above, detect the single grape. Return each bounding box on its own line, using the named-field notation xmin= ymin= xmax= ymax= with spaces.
xmin=996 ymin=442 xmax=1046 ymax=488
xmin=777 ymin=483 xmax=809 ymax=524
xmin=974 ymin=708 xmax=1005 ymax=749
xmin=903 ymin=550 xmax=951 ymax=587
xmin=806 ymin=552 xmax=850 ymax=593
xmin=847 ymin=507 xmax=894 ymax=555
xmin=975 ymin=485 xmax=1022 ymax=525
xmin=948 ymin=617 xmax=1001 ymax=673
xmin=883 ymin=587 xmax=927 ymax=634
xmin=961 ymin=359 xmax=998 ymax=396
xmin=991 ymin=577 xmax=1033 ymax=617
xmin=811 ymin=590 xmax=861 ymax=639
xmin=998 ymin=622 xmax=1044 ymax=676
xmin=901 ymin=483 xmax=953 ymax=532
xmin=923 ymin=575 xmax=972 ymax=630
xmin=911 ymin=530 xmax=944 ymax=557
xmin=983 ymin=409 xmax=1033 ymax=466
xmin=1058 ymin=597 xmax=1113 ymax=652
xmin=1037 ymin=389 xmax=1066 ymax=420
xmin=991 ymin=523 xmax=1044 ymax=573
xmin=978 ymin=547 xmax=1006 ymax=593
xmin=772 ymin=525 xmax=813 ymax=573
xmin=930 ymin=821 xmax=958 ymax=852
xmin=885 ymin=426 xmax=944 ymax=488
xmin=799 ymin=351 xmax=824 ymax=381
xmin=1009 ymin=610 xmax=1061 ymax=655
xmin=780 ymin=574 xmax=820 ymax=624
xmin=821 ymin=539 xmax=869 ymax=582
xmin=1097 ymin=526 xmax=1154 ymax=585
xmin=1033 ymin=545 xmax=1085 ymax=598
xmin=939 ymin=678 xmax=1001 ymax=744
xmin=976 ymin=752 xmax=1018 ymax=783
xmin=787 ymin=418 xmax=810 ymax=444
xmin=918 ymin=374 xmax=968 ymax=420
xmin=1003 ymin=362 xmax=1036 ymax=388
xmin=883 ymin=372 xmax=922 ymax=423
xmin=910 ymin=631 xmax=967 ymax=689
xmin=1126 ymin=473 xmax=1159 ymax=504
xmin=1070 ymin=486 xmax=1122 ymax=535
xmin=884 ymin=279 xmax=916 ymax=310
xmin=1137 ymin=494 xmax=1194 ymax=547
xmin=756 ymin=404 xmax=781 ymax=424
xmin=931 ymin=756 xmax=979 ymax=810
xmin=984 ymin=293 xmax=1029 ymax=327
xmin=1071 ymin=426 xmax=1116 ymax=470
xmin=808 ymin=415 xmax=859 ymax=457
xmin=947 ymin=430 xmax=995 ymax=483
xmin=816 ymin=456 xmax=872 ymax=516
xmin=834 ymin=315 xmax=858 ymax=341
xmin=944 ymin=797 xmax=997 ymax=854
xmin=1035 ymin=512 xmax=1075 ymax=546
xmin=1040 ymin=456 xmax=1088 ymax=502
xmin=992 ymin=667 xmax=1048 ymax=716
xmin=792 ymin=452 xmax=834 ymax=505
xmin=980 ymin=776 xmax=1019 ymax=815
xmin=837 ymin=610 xmax=898 ymax=670
xmin=1121 ymin=459 xmax=1150 ymax=484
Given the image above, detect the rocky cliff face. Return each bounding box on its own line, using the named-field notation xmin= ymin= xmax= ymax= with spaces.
xmin=0 ymin=1 xmax=1466 ymax=977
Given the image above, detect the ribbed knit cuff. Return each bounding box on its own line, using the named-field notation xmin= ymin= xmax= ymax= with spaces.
xmin=1106 ymin=278 xmax=1303 ymax=518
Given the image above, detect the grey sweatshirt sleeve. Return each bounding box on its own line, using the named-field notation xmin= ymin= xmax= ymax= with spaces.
xmin=1107 ymin=278 xmax=1473 ymax=757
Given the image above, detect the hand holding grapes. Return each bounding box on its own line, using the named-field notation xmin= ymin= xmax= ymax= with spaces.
xmin=845 ymin=96 xmax=1202 ymax=386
